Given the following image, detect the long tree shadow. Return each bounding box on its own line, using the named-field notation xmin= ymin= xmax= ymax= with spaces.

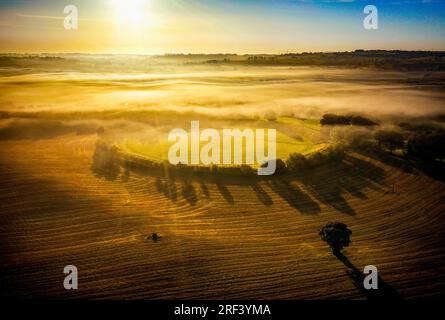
xmin=336 ymin=253 xmax=402 ymax=300
xmin=199 ymin=180 xmax=210 ymax=199
xmin=267 ymin=179 xmax=320 ymax=214
xmin=121 ymin=163 xmax=131 ymax=182
xmin=357 ymin=149 xmax=445 ymax=182
xmin=93 ymin=139 xmax=390 ymax=214
xmin=155 ymin=177 xmax=178 ymax=202
xmin=357 ymin=149 xmax=415 ymax=175
xmin=252 ymin=183 xmax=273 ymax=206
xmin=297 ymin=155 xmax=388 ymax=215
xmin=298 ymin=170 xmax=356 ymax=215
xmin=215 ymin=181 xmax=234 ymax=204
xmin=91 ymin=141 xmax=121 ymax=181
xmin=182 ymin=182 xmax=198 ymax=206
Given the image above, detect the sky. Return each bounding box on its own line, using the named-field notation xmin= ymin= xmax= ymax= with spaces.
xmin=0 ymin=0 xmax=444 ymax=54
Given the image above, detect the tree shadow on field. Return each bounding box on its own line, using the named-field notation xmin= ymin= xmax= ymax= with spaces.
xmin=155 ymin=178 xmax=178 ymax=202
xmin=91 ymin=140 xmax=389 ymax=213
xmin=252 ymin=183 xmax=273 ymax=206
xmin=91 ymin=141 xmax=121 ymax=181
xmin=336 ymin=253 xmax=402 ymax=300
xmin=215 ymin=180 xmax=234 ymax=205
xmin=121 ymin=163 xmax=131 ymax=182
xmin=298 ymin=169 xmax=356 ymax=215
xmin=297 ymin=155 xmax=387 ymax=215
xmin=358 ymin=149 xmax=445 ymax=183
xmin=357 ymin=149 xmax=416 ymax=175
xmin=267 ymin=179 xmax=320 ymax=214
xmin=182 ymin=182 xmax=198 ymax=206
xmin=199 ymin=181 xmax=210 ymax=199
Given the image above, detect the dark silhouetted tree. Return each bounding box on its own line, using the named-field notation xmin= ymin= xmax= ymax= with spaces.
xmin=261 ymin=158 xmax=286 ymax=174
xmin=407 ymin=130 xmax=445 ymax=162
xmin=321 ymin=114 xmax=351 ymax=125
xmin=319 ymin=222 xmax=352 ymax=256
xmin=321 ymin=114 xmax=377 ymax=126
xmin=286 ymin=153 xmax=307 ymax=171
xmin=240 ymin=164 xmax=255 ymax=175
xmin=350 ymin=116 xmax=378 ymax=126
xmin=375 ymin=130 xmax=405 ymax=154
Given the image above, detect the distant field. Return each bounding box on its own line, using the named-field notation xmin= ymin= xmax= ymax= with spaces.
xmin=119 ymin=117 xmax=328 ymax=165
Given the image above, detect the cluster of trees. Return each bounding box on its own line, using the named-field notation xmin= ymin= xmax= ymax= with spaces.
xmin=374 ymin=130 xmax=405 ymax=154
xmin=123 ymin=155 xmax=264 ymax=178
xmin=321 ymin=114 xmax=378 ymax=126
xmin=398 ymin=122 xmax=442 ymax=133
xmin=374 ymin=129 xmax=445 ymax=162
xmin=286 ymin=145 xmax=346 ymax=172
xmin=406 ymin=131 xmax=445 ymax=162
xmin=120 ymin=144 xmax=346 ymax=179
xmin=259 ymin=146 xmax=345 ymax=175
xmin=199 ymin=50 xmax=445 ymax=71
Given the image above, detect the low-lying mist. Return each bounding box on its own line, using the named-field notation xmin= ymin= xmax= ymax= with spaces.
xmin=1 ymin=65 xmax=444 ymax=117
xmin=0 ymin=60 xmax=444 ymax=145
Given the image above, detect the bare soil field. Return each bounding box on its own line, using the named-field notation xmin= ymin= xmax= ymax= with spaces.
xmin=1 ymin=133 xmax=445 ymax=299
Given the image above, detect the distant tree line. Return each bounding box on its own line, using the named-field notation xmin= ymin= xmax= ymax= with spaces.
xmin=320 ymin=114 xmax=378 ymax=126
xmin=201 ymin=50 xmax=445 ymax=71
xmin=285 ymin=145 xmax=346 ymax=172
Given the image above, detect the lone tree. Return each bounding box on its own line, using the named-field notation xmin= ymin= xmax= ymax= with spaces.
xmin=319 ymin=222 xmax=352 ymax=256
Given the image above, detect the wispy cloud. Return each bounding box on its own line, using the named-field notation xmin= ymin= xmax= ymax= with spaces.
xmin=16 ymin=13 xmax=97 ymax=22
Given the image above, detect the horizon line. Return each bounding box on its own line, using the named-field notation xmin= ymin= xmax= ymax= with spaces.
xmin=1 ymin=49 xmax=445 ymax=56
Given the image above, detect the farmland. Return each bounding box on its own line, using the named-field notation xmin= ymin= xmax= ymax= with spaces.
xmin=1 ymin=55 xmax=445 ymax=298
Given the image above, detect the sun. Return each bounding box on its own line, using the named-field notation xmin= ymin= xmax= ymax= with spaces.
xmin=112 ymin=0 xmax=148 ymax=26
xmin=110 ymin=0 xmax=159 ymax=51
